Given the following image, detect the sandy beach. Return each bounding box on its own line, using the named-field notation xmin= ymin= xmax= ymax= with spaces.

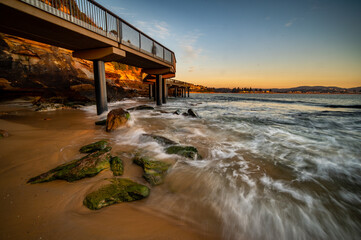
xmin=0 ymin=100 xmax=220 ymax=240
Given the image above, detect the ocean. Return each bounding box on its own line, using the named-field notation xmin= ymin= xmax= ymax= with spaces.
xmin=83 ymin=93 xmax=361 ymax=240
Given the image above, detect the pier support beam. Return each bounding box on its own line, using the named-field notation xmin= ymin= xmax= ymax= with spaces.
xmin=188 ymin=87 xmax=190 ymax=97
xmin=155 ymin=75 xmax=162 ymax=106
xmin=174 ymin=87 xmax=178 ymax=97
xmin=93 ymin=60 xmax=108 ymax=115
xmin=162 ymin=77 xmax=167 ymax=104
xmin=149 ymin=84 xmax=153 ymax=99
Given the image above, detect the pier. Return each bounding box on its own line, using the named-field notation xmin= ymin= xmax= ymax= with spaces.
xmin=0 ymin=0 xmax=185 ymax=114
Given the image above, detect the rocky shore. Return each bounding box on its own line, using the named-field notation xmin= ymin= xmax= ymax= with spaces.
xmin=0 ymin=33 xmax=148 ymax=105
xmin=26 ymin=106 xmax=202 ymax=211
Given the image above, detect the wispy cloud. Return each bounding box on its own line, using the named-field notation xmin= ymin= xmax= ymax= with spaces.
xmin=109 ymin=6 xmax=135 ymax=18
xmin=178 ymin=30 xmax=203 ymax=63
xmin=136 ymin=21 xmax=170 ymax=39
xmin=285 ymin=18 xmax=297 ymax=27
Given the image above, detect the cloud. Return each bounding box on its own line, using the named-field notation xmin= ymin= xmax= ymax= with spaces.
xmin=109 ymin=6 xmax=135 ymax=18
xmin=285 ymin=18 xmax=297 ymax=27
xmin=136 ymin=21 xmax=170 ymax=39
xmin=178 ymin=30 xmax=203 ymax=63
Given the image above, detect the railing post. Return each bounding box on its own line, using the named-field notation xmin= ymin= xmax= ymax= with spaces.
xmin=105 ymin=11 xmax=108 ymax=36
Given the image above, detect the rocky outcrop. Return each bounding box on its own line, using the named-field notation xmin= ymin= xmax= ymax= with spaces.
xmin=27 ymin=147 xmax=111 ymax=183
xmin=0 ymin=33 xmax=147 ymax=102
xmin=83 ymin=178 xmax=150 ymax=210
xmin=133 ymin=155 xmax=172 ymax=186
xmin=165 ymin=145 xmax=202 ymax=160
xmin=105 ymin=108 xmax=130 ymax=132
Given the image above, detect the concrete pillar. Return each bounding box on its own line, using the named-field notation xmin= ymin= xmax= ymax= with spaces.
xmin=162 ymin=77 xmax=166 ymax=104
xmin=155 ymin=75 xmax=162 ymax=106
xmin=174 ymin=87 xmax=178 ymax=97
xmin=93 ymin=60 xmax=108 ymax=115
xmin=152 ymin=83 xmax=156 ymax=101
xmin=182 ymin=88 xmax=185 ymax=98
xmin=188 ymin=87 xmax=190 ymax=97
xmin=149 ymin=84 xmax=153 ymax=99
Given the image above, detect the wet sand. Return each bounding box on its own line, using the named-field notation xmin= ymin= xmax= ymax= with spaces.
xmin=0 ymin=100 xmax=220 ymax=240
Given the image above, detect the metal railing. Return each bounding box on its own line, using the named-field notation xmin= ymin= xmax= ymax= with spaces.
xmin=20 ymin=0 xmax=175 ymax=64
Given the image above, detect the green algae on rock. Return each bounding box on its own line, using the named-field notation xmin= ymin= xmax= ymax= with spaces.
xmin=133 ymin=155 xmax=172 ymax=186
xmin=27 ymin=148 xmax=111 ymax=184
xmin=165 ymin=145 xmax=202 ymax=160
xmin=79 ymin=140 xmax=109 ymax=153
xmin=83 ymin=178 xmax=150 ymax=210
xmin=110 ymin=156 xmax=124 ymax=176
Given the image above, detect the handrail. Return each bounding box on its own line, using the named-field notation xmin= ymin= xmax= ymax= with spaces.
xmin=19 ymin=0 xmax=175 ymax=65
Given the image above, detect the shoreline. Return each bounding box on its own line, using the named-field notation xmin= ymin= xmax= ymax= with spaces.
xmin=0 ymin=99 xmax=220 ymax=240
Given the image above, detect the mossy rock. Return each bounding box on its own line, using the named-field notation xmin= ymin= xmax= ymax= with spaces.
xmin=165 ymin=145 xmax=202 ymax=160
xmin=79 ymin=140 xmax=109 ymax=153
xmin=127 ymin=105 xmax=154 ymax=111
xmin=110 ymin=156 xmax=123 ymax=176
xmin=83 ymin=178 xmax=150 ymax=210
xmin=141 ymin=134 xmax=178 ymax=146
xmin=133 ymin=155 xmax=172 ymax=186
xmin=27 ymin=148 xmax=111 ymax=184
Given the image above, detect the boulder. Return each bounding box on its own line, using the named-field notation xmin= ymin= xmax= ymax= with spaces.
xmin=187 ymin=109 xmax=200 ymax=118
xmin=0 ymin=129 xmax=9 ymax=138
xmin=79 ymin=140 xmax=109 ymax=153
xmin=127 ymin=105 xmax=154 ymax=111
xmin=95 ymin=120 xmax=106 ymax=125
xmin=83 ymin=178 xmax=150 ymax=210
xmin=165 ymin=145 xmax=202 ymax=160
xmin=106 ymin=108 xmax=130 ymax=132
xmin=27 ymin=148 xmax=111 ymax=184
xmin=133 ymin=155 xmax=172 ymax=186
xmin=141 ymin=134 xmax=178 ymax=146
xmin=173 ymin=109 xmax=182 ymax=115
xmin=110 ymin=156 xmax=124 ymax=176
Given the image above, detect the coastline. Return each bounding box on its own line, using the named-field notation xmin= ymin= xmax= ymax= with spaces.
xmin=0 ymin=99 xmax=220 ymax=240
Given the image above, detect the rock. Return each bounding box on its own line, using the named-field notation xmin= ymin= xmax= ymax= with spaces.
xmin=133 ymin=155 xmax=172 ymax=186
xmin=0 ymin=129 xmax=9 ymax=138
xmin=79 ymin=140 xmax=109 ymax=153
xmin=141 ymin=134 xmax=178 ymax=146
xmin=27 ymin=148 xmax=111 ymax=184
xmin=95 ymin=120 xmax=106 ymax=126
xmin=182 ymin=112 xmax=189 ymax=117
xmin=83 ymin=178 xmax=150 ymax=210
xmin=106 ymin=108 xmax=130 ymax=132
xmin=187 ymin=109 xmax=200 ymax=118
xmin=173 ymin=109 xmax=182 ymax=115
xmin=127 ymin=105 xmax=154 ymax=111
xmin=165 ymin=145 xmax=202 ymax=160
xmin=110 ymin=156 xmax=124 ymax=176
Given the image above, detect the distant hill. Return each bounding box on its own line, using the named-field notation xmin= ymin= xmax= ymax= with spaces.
xmin=189 ymin=85 xmax=361 ymax=94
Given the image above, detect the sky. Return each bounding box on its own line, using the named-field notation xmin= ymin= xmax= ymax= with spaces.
xmin=97 ymin=0 xmax=361 ymax=88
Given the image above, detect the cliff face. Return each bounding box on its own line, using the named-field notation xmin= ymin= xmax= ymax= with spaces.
xmin=0 ymin=33 xmax=147 ymax=102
